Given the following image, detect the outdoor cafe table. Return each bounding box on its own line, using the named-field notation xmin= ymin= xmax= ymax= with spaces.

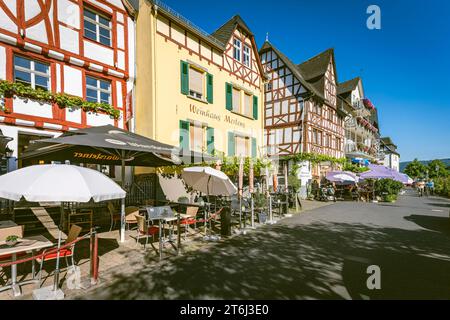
xmin=0 ymin=220 xmax=17 ymax=229
xmin=138 ymin=203 xmax=209 ymax=259
xmin=270 ymin=192 xmax=289 ymax=218
xmin=0 ymin=235 xmax=53 ymax=297
xmin=139 ymin=206 xmax=181 ymax=261
xmin=170 ymin=201 xmax=213 ymax=232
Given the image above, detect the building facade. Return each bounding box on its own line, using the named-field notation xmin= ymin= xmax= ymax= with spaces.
xmin=134 ymin=0 xmax=265 ymax=168
xmin=0 ymin=0 xmax=136 ymax=170
xmin=380 ymin=137 xmax=400 ymax=171
xmin=337 ymin=77 xmax=381 ymax=164
xmin=259 ymin=41 xmax=345 ymax=191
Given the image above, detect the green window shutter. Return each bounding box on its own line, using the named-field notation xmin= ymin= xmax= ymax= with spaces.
xmin=225 ymin=82 xmax=233 ymax=111
xmin=228 ymin=132 xmax=235 ymax=156
xmin=251 ymin=137 xmax=257 ymax=158
xmin=206 ymin=73 xmax=213 ymax=103
xmin=206 ymin=127 xmax=214 ymax=154
xmin=179 ymin=120 xmax=190 ymax=151
xmin=252 ymin=95 xmax=258 ymax=120
xmin=180 ymin=61 xmax=189 ymax=95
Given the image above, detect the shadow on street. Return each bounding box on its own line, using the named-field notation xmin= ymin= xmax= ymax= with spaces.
xmin=78 ymin=217 xmax=450 ymax=300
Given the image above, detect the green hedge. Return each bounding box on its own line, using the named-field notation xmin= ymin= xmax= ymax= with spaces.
xmin=374 ymin=178 xmax=403 ymax=201
xmin=434 ymin=176 xmax=450 ymax=198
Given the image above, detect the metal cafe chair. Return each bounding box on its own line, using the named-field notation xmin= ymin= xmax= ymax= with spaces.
xmin=180 ymin=206 xmax=199 ymax=240
xmin=135 ymin=215 xmax=159 ymax=250
xmin=36 ymin=224 xmax=82 ymax=287
xmin=230 ymin=196 xmax=241 ymax=228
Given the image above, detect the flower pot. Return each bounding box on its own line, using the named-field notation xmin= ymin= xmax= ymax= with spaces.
xmin=258 ymin=212 xmax=268 ymax=224
xmin=5 ymin=239 xmax=18 ymax=247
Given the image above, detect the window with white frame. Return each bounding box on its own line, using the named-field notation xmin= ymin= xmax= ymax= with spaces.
xmin=188 ymin=67 xmax=204 ymax=99
xmin=235 ymin=135 xmax=250 ymax=156
xmin=233 ymin=38 xmax=241 ymax=61
xmin=312 ymin=129 xmax=322 ymax=146
xmin=83 ymin=8 xmax=112 ymax=46
xmin=86 ymin=76 xmax=111 ymax=104
xmin=243 ymin=44 xmax=251 ymax=67
xmin=189 ymin=122 xmax=205 ymax=153
xmin=232 ymin=87 xmax=241 ymax=113
xmin=14 ymin=56 xmax=50 ymax=91
xmin=244 ymin=93 xmax=252 ymax=117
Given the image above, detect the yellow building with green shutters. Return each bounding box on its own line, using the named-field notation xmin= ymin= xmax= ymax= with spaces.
xmin=134 ymin=0 xmax=265 ymax=165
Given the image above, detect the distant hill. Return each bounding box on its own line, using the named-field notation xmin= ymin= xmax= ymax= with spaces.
xmin=400 ymin=158 xmax=450 ymax=172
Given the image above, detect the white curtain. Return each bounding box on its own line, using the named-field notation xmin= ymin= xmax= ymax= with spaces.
xmin=189 ymin=68 xmax=203 ymax=96
xmin=244 ymin=93 xmax=252 ymax=117
xmin=232 ymin=88 xmax=240 ymax=113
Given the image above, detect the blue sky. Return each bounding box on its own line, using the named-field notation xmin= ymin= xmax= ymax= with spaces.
xmin=161 ymin=0 xmax=450 ymax=162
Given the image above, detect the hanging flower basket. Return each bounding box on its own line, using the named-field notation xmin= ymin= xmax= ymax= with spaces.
xmin=363 ymin=98 xmax=375 ymax=110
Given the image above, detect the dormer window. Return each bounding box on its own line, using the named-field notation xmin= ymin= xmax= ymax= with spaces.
xmin=233 ymin=38 xmax=241 ymax=61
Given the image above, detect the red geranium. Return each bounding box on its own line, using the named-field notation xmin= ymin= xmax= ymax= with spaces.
xmin=363 ymin=98 xmax=375 ymax=110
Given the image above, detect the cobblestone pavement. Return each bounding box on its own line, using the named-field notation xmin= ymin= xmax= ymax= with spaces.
xmin=0 ymin=199 xmax=329 ymax=300
xmin=5 ymin=193 xmax=450 ymax=300
xmin=71 ymin=192 xmax=450 ymax=300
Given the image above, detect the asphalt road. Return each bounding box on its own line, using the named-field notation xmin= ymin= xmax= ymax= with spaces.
xmin=80 ymin=189 xmax=450 ymax=300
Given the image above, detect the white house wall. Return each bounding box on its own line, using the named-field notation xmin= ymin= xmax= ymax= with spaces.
xmin=0 ymin=0 xmax=136 ymax=171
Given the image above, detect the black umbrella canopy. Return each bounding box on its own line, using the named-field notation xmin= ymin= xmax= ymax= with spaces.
xmin=177 ymin=150 xmax=218 ymax=165
xmin=21 ymin=125 xmax=181 ymax=167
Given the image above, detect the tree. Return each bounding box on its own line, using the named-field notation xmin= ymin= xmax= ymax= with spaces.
xmin=427 ymin=159 xmax=449 ymax=179
xmin=404 ymin=158 xmax=427 ymax=179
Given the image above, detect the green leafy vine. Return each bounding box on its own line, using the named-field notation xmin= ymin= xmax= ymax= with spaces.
xmin=0 ymin=80 xmax=120 ymax=119
xmin=278 ymin=152 xmax=347 ymax=165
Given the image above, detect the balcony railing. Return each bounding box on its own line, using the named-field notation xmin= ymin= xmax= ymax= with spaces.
xmin=352 ymin=99 xmax=371 ymax=118
xmin=345 ymin=138 xmax=379 ymax=158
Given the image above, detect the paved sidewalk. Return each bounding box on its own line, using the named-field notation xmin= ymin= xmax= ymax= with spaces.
xmin=0 ymin=200 xmax=331 ymax=300
xmin=67 ymin=194 xmax=450 ymax=299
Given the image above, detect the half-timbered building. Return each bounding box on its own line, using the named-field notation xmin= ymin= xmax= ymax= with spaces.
xmin=134 ymin=0 xmax=265 ymax=170
xmin=337 ymin=77 xmax=381 ymax=163
xmin=0 ymin=0 xmax=136 ymax=172
xmin=259 ymin=41 xmax=345 ymax=189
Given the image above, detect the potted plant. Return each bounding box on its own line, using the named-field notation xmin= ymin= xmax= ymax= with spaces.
xmin=374 ymin=178 xmax=403 ymax=202
xmin=253 ymin=191 xmax=268 ymax=223
xmin=5 ymin=235 xmax=19 ymax=246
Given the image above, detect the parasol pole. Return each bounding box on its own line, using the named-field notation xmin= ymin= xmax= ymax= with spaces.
xmin=53 ymin=202 xmax=64 ymax=291
xmin=205 ymin=175 xmax=211 ymax=238
xmin=120 ymin=150 xmax=126 ymax=243
xmin=284 ymin=163 xmax=289 ymax=214
xmin=238 ymin=157 xmax=244 ymax=230
xmin=249 ymin=160 xmax=254 ymax=228
xmin=266 ymin=166 xmax=274 ymax=224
